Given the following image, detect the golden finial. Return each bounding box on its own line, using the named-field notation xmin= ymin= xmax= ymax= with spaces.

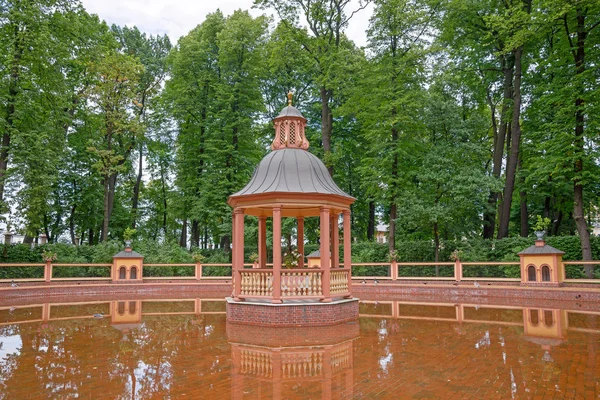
xmin=287 ymin=91 xmax=293 ymax=106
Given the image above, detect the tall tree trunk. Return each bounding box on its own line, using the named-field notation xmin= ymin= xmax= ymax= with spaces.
xmin=519 ymin=193 xmax=528 ymax=238
xmin=570 ymin=8 xmax=593 ymax=276
xmin=101 ymin=177 xmax=110 ymax=242
xmin=131 ymin=142 xmax=143 ymax=229
xmin=388 ymin=203 xmax=396 ymax=252
xmin=519 ymin=192 xmax=528 ymax=237
xmin=367 ymin=201 xmax=375 ymax=240
xmin=518 ymin=157 xmax=528 ymax=237
xmin=69 ymin=202 xmax=76 ymax=245
xmin=179 ymin=219 xmax=187 ymax=248
xmin=191 ymin=220 xmax=200 ymax=248
xmin=389 ymin=143 xmax=398 ymax=251
xmin=158 ymin=165 xmax=167 ymax=237
xmin=497 ymin=46 xmax=523 ymax=239
xmin=320 ymin=86 xmax=333 ymax=176
xmin=483 ymin=56 xmax=513 ymax=238
xmin=551 ymin=210 xmax=563 ymax=236
xmin=220 ymin=235 xmax=231 ymax=252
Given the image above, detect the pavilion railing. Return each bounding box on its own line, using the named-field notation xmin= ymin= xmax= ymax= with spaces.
xmin=281 ymin=269 xmax=323 ymax=297
xmin=330 ymin=269 xmax=351 ymax=295
xmin=240 ymin=269 xmax=273 ymax=297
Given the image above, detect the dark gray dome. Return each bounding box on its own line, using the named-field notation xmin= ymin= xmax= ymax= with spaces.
xmin=276 ymin=105 xmax=305 ymax=119
xmin=232 ymin=148 xmax=353 ymax=198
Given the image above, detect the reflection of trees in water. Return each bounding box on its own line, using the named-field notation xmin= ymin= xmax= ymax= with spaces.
xmin=0 ymin=320 xmax=125 ymax=399
xmin=0 ymin=314 xmax=229 ymax=399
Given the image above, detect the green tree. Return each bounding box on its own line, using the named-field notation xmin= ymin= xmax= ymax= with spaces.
xmin=255 ymin=0 xmax=370 ymax=175
xmin=85 ymin=52 xmax=143 ymax=241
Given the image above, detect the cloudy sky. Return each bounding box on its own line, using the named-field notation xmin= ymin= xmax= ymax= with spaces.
xmin=80 ymin=0 xmax=373 ymax=47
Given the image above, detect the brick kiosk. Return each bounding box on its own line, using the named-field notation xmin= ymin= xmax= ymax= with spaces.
xmin=112 ymin=245 xmax=144 ymax=282
xmin=518 ymin=238 xmax=565 ymax=287
xmin=226 ymin=93 xmax=358 ymax=325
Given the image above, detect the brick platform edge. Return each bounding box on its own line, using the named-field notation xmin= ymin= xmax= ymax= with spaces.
xmin=352 ymin=283 xmax=600 ymax=303
xmin=0 ymin=282 xmax=232 ymax=304
xmin=226 ymin=297 xmax=359 ymax=326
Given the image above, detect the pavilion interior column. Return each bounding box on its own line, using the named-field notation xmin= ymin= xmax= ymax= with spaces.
xmin=343 ymin=209 xmax=352 ymax=296
xmin=331 ymin=213 xmax=339 ymax=268
xmin=320 ymin=207 xmax=331 ymax=302
xmin=343 ymin=210 xmax=351 ymax=268
xmin=231 ymin=210 xmax=236 ymax=297
xmin=258 ymin=216 xmax=267 ymax=267
xmin=297 ymin=217 xmax=304 ymax=268
xmin=272 ymin=206 xmax=282 ymax=303
xmin=233 ymin=208 xmax=244 ymax=300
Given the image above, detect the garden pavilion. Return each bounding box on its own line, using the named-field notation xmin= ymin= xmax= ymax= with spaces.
xmin=227 ymin=93 xmax=355 ymax=304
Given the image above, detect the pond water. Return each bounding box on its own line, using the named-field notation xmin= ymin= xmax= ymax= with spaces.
xmin=0 ymin=296 xmax=598 ymax=399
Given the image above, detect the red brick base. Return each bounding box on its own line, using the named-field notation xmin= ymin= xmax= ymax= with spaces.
xmin=225 ymin=297 xmax=358 ymax=326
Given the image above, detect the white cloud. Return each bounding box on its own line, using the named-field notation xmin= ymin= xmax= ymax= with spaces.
xmin=80 ymin=0 xmax=371 ymax=47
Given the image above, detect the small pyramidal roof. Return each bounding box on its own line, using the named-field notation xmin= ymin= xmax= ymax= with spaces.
xmin=113 ymin=247 xmax=144 ymax=259
xmin=307 ymin=250 xmax=321 ymax=258
xmin=518 ymin=240 xmax=565 ymax=255
xmin=230 ymin=92 xmax=353 ymax=200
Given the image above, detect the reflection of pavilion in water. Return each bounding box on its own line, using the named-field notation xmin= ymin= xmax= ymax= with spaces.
xmin=227 ymin=322 xmax=359 ymax=400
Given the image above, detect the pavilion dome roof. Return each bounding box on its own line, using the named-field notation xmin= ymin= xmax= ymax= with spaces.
xmin=231 ymin=148 xmax=353 ymax=199
xmin=230 ymin=92 xmax=354 ymax=202
xmin=276 ymin=105 xmax=305 ymax=119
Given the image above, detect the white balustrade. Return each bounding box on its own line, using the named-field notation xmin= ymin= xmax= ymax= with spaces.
xmin=330 ymin=270 xmax=350 ymax=295
xmin=281 ymin=270 xmax=323 ymax=297
xmin=240 ymin=270 xmax=273 ymax=297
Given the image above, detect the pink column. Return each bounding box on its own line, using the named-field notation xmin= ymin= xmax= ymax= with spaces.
xmin=258 ymin=216 xmax=267 ymax=268
xmin=343 ymin=210 xmax=352 ymax=295
xmin=44 ymin=261 xmax=52 ymax=282
xmin=195 ymin=262 xmax=202 ymax=280
xmin=331 ymin=213 xmax=339 ymax=268
xmin=343 ymin=210 xmax=351 ymax=267
xmin=321 ymin=207 xmax=331 ymax=302
xmin=297 ymin=217 xmax=304 ymax=268
xmin=454 ymin=259 xmax=462 ymax=282
xmin=233 ymin=208 xmax=244 ymax=300
xmin=231 ymin=210 xmax=236 ymax=269
xmin=272 ymin=206 xmax=282 ymax=303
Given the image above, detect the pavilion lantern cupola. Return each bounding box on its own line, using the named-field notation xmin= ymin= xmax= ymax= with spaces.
xmin=226 ymin=92 xmax=358 ymax=317
xmin=271 ymin=92 xmax=310 ymax=151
